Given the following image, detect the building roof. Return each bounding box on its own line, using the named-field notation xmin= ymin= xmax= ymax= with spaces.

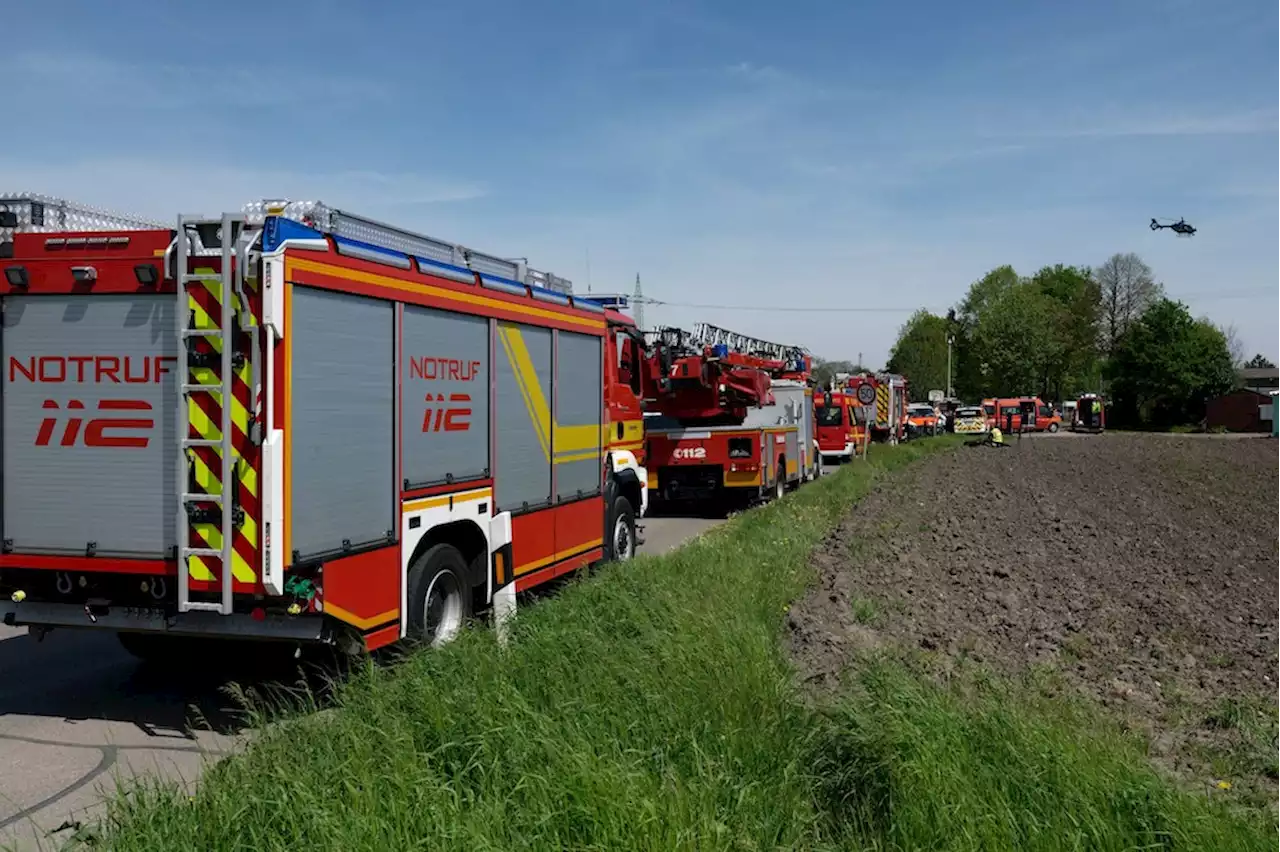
xmin=1212 ymin=388 xmax=1270 ymax=400
xmin=1239 ymin=367 xmax=1279 ymax=381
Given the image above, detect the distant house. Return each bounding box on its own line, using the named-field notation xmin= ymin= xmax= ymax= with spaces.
xmin=1206 ymin=388 xmax=1271 ymax=433
xmin=1239 ymin=367 xmax=1279 ymax=394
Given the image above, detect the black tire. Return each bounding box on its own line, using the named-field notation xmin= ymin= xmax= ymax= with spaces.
xmin=1048 ymin=422 xmax=1059 ymax=433
xmin=406 ymin=543 xmax=472 ymax=647
xmin=773 ymin=464 xmax=786 ymax=500
xmin=605 ymin=496 xmax=637 ymax=562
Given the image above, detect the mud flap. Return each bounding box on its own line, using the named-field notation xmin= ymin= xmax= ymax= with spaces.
xmin=488 ymin=511 xmax=515 ymax=644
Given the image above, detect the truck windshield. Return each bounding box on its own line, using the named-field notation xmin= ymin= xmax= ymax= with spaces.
xmin=815 ymin=405 xmax=843 ymax=427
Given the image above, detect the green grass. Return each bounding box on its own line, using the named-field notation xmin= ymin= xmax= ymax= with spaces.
xmin=84 ymin=435 xmax=1272 ymax=852
xmin=812 ymin=660 xmax=1273 ymax=851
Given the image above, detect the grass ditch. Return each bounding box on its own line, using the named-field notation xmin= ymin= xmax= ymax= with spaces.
xmin=86 ymin=436 xmax=1271 ymax=851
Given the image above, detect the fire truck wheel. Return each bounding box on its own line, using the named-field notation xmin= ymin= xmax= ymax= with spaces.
xmin=606 ymin=496 xmax=637 ymax=562
xmin=1048 ymin=422 xmax=1059 ymax=433
xmin=407 ymin=544 xmax=472 ymax=648
xmin=773 ymin=464 xmax=786 ymax=501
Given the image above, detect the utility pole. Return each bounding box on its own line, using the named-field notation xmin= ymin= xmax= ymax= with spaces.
xmin=946 ymin=334 xmax=954 ymax=398
xmin=632 ymin=273 xmax=645 ymax=330
xmin=945 ymin=308 xmax=957 ymax=399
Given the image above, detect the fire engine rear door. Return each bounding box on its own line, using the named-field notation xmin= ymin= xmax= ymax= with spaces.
xmin=2 ymin=294 xmax=177 ymax=558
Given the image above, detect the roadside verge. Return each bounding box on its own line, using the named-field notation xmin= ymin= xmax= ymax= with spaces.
xmin=88 ymin=436 xmax=1265 ymax=851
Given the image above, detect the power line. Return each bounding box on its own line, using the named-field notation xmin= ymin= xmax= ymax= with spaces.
xmin=639 ymin=297 xmax=927 ymax=313
xmin=637 ymin=286 xmax=1275 ymax=315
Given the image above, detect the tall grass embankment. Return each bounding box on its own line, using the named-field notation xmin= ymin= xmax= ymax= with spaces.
xmin=89 ymin=436 xmax=1272 ymax=851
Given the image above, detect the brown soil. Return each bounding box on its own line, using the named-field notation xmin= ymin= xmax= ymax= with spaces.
xmin=789 ymin=433 xmax=1278 ymax=792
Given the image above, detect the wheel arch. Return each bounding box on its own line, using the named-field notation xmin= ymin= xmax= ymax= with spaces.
xmin=405 ymin=519 xmax=489 ymax=592
xmin=608 ymin=460 xmax=644 ymax=517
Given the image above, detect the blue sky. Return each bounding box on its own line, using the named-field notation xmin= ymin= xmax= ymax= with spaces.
xmin=6 ymin=0 xmax=1277 ymax=365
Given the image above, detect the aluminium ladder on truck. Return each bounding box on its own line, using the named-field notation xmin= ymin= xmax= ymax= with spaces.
xmin=2 ymin=192 xmax=578 ymax=617
xmin=0 ymin=192 xmax=165 ymax=256
xmin=691 ymin=322 xmax=810 ymax=365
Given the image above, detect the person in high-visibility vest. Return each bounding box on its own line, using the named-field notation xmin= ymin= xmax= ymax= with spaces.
xmin=988 ymin=426 xmax=1004 ymax=446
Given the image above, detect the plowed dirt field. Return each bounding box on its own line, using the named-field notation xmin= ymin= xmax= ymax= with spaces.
xmin=790 ymin=433 xmax=1278 ymax=797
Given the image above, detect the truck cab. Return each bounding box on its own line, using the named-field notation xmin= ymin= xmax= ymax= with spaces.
xmin=814 ymin=389 xmax=867 ymax=462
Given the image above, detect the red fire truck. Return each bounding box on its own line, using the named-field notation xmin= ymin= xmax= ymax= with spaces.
xmin=0 ymin=194 xmax=648 ymax=658
xmin=643 ymin=323 xmax=819 ymax=507
xmin=842 ymin=372 xmax=909 ymax=444
xmin=813 ymin=387 xmax=871 ymax=463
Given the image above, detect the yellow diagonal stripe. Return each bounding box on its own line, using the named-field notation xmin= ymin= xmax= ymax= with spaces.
xmin=194 ymin=521 xmax=256 ymax=583
xmin=498 ymin=322 xmax=603 ymax=464
xmin=497 ymin=326 xmax=550 ymax=456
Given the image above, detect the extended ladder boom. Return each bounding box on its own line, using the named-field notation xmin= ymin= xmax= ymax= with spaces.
xmin=691 ymin=322 xmax=808 ymax=362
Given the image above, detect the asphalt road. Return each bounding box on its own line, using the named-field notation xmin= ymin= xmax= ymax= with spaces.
xmin=0 ymin=513 xmax=727 ymax=850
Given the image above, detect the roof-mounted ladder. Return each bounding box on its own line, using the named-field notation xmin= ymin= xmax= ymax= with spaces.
xmin=244 ymin=199 xmax=573 ymax=294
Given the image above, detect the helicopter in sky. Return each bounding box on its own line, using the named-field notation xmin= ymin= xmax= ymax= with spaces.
xmin=1150 ymin=217 xmax=1197 ymax=237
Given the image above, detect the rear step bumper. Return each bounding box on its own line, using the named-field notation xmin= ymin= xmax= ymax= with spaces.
xmin=0 ymin=601 xmax=325 ymax=642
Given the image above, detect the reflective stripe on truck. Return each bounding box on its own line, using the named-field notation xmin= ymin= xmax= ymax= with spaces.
xmin=185 ymin=267 xmax=261 ymax=587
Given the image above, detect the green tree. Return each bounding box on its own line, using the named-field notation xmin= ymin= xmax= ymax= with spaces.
xmin=1027 ymin=264 xmax=1102 ymax=400
xmin=1107 ymin=298 xmax=1235 ymax=428
xmin=810 ymin=357 xmax=862 ymax=388
xmin=1244 ymin=353 xmax=1276 ymax=369
xmin=886 ymin=310 xmax=950 ymax=401
xmin=969 ymin=283 xmax=1059 ymax=398
xmin=952 ymin=266 xmax=1021 ymax=399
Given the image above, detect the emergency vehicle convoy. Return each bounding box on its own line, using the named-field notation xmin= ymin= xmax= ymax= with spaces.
xmin=0 ymin=192 xmax=948 ymax=659
xmin=0 ymin=194 xmax=649 ymax=657
xmin=642 ymin=323 xmax=819 ymax=506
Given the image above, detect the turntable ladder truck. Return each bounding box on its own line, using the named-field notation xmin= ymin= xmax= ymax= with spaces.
xmin=0 ymin=193 xmax=648 ymax=659
xmin=643 ymin=323 xmax=816 ymax=508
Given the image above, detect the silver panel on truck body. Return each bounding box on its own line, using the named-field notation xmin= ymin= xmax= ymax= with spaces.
xmin=289 ymin=286 xmax=395 ymax=559
xmin=494 ymin=322 xmax=552 ymax=512
xmin=401 ymin=305 xmax=490 ymax=488
xmin=2 ymin=294 xmax=177 ymax=557
xmin=554 ymin=330 xmax=603 ymax=502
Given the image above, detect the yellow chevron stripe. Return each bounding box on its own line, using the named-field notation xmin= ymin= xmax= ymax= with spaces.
xmin=185 ymin=268 xmax=259 ymax=585
xmin=194 ymin=522 xmax=257 ymax=584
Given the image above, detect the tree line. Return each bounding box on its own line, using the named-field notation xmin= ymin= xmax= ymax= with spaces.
xmin=876 ymin=252 xmax=1267 ymax=429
